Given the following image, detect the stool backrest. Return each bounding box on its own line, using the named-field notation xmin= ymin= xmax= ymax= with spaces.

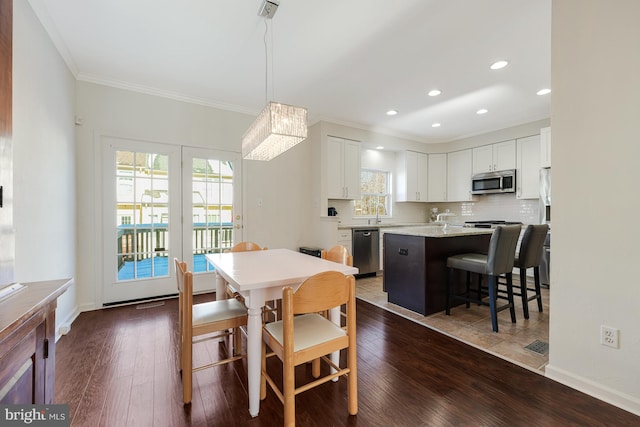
xmin=486 ymin=225 xmax=521 ymax=275
xmin=516 ymin=224 xmax=549 ymax=268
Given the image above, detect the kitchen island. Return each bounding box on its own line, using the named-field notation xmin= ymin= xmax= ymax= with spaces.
xmin=383 ymin=226 xmax=492 ymax=315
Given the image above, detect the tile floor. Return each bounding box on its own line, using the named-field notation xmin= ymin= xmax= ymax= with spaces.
xmin=356 ymin=274 xmax=550 ymax=373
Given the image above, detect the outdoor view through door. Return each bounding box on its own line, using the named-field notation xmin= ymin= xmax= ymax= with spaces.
xmin=103 ymin=136 xmax=240 ymax=304
xmin=188 ymin=156 xmax=235 ymax=273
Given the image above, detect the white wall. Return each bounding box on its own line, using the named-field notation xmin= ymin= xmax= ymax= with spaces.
xmin=13 ymin=1 xmax=76 ymax=334
xmin=546 ymin=0 xmax=640 ymax=415
xmin=75 ymin=82 xmax=316 ymax=308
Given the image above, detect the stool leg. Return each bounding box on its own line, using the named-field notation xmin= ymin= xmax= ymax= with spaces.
xmin=465 ymin=271 xmax=471 ymax=308
xmin=446 ymin=267 xmax=453 ymax=315
xmin=519 ymin=267 xmax=530 ymax=319
xmin=533 ymin=266 xmax=543 ymax=312
xmin=488 ymin=275 xmax=498 ymax=332
xmin=506 ymin=273 xmax=517 ymax=324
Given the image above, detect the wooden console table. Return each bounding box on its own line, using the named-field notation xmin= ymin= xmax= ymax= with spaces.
xmin=0 ymin=278 xmax=72 ymax=404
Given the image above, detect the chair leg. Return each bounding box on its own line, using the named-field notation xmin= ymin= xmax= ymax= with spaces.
xmin=260 ymin=340 xmax=267 ymax=400
xmin=348 ymin=338 xmax=358 ymax=416
xmin=283 ymin=356 xmax=296 ymax=427
xmin=182 ymin=332 xmax=192 ymax=404
xmin=519 ymin=268 xmax=530 ymax=319
xmin=534 ymin=266 xmax=543 ymax=312
xmin=488 ymin=275 xmax=499 ymax=332
xmin=312 ymin=358 xmax=320 ymax=378
xmin=506 ymin=273 xmax=517 ymax=324
xmin=233 ymin=326 xmax=243 ymax=356
xmin=445 ymin=267 xmax=453 ymax=315
xmin=477 ymin=274 xmax=483 ymax=305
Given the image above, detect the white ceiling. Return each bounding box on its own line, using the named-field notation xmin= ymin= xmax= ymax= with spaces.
xmin=28 ymin=0 xmax=551 ymax=144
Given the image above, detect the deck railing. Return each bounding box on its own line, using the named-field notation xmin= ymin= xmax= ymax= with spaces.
xmin=117 ymin=222 xmax=233 ymax=270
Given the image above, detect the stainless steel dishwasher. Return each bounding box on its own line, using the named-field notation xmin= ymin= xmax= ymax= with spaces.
xmin=352 ymin=228 xmax=379 ymax=277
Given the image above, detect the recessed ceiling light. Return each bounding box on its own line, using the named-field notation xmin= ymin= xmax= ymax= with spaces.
xmin=386 ymin=110 xmax=398 ymax=116
xmin=537 ymin=88 xmax=551 ymax=95
xmin=476 ymin=108 xmax=488 ymax=115
xmin=490 ymin=60 xmax=509 ymax=70
xmin=376 ymin=146 xmax=384 ymax=150
xmin=432 ymin=123 xmax=441 ymax=128
xmin=428 ymin=89 xmax=441 ymax=97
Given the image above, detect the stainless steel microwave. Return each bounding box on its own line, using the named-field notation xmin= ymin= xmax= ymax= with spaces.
xmin=471 ymin=169 xmax=516 ymax=194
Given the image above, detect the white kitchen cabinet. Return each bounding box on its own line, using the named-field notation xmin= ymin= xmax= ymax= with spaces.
xmin=427 ymin=153 xmax=447 ymax=202
xmin=327 ymin=136 xmax=361 ymax=199
xmin=337 ymin=229 xmax=353 ymax=256
xmin=396 ymin=151 xmax=428 ymax=202
xmin=472 ymin=140 xmax=516 ymax=173
xmin=516 ymin=135 xmax=541 ymax=199
xmin=447 ymin=149 xmax=473 ymax=201
xmin=540 ymin=127 xmax=551 ymax=168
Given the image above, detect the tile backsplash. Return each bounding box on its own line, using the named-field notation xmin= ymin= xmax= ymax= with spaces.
xmin=329 ymin=194 xmax=540 ymax=226
xmin=431 ymin=194 xmax=540 ymax=224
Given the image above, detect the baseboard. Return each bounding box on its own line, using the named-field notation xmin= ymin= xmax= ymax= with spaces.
xmin=55 ymin=302 xmax=92 ymax=342
xmin=545 ymin=364 xmax=640 ymax=416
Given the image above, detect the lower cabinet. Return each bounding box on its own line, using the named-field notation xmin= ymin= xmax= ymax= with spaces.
xmin=337 ymin=229 xmax=352 ymax=255
xmin=0 ymin=279 xmax=71 ymax=404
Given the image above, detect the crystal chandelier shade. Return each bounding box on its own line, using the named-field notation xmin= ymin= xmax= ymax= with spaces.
xmin=242 ymin=101 xmax=308 ymax=161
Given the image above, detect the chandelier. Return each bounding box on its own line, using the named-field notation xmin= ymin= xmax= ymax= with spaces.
xmin=242 ymin=0 xmax=308 ymax=161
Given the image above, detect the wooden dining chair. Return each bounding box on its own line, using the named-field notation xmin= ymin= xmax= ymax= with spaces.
xmin=321 ymin=245 xmax=353 ymax=267
xmin=174 ymin=258 xmax=248 ymax=405
xmin=260 ymin=271 xmax=358 ymax=427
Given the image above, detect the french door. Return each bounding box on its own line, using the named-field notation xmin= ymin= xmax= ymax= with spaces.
xmin=102 ymin=136 xmax=242 ymax=304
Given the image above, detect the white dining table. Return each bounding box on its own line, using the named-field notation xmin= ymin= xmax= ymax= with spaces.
xmin=205 ymin=248 xmax=359 ymax=417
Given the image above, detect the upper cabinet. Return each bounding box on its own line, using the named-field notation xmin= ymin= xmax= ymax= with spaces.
xmin=396 ymin=151 xmax=428 ymax=202
xmin=516 ymin=135 xmax=541 ymax=199
xmin=427 ymin=153 xmax=447 ymax=202
xmin=447 ymin=149 xmax=473 ymax=201
xmin=540 ymin=127 xmax=551 ymax=168
xmin=472 ymin=140 xmax=516 ymax=174
xmin=327 ymin=136 xmax=361 ymax=199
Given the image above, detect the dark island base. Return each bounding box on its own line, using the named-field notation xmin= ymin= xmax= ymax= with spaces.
xmin=383 ymin=232 xmax=491 ymax=316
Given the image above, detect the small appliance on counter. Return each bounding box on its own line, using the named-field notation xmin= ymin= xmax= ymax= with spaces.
xmin=328 ymin=207 xmax=338 ymax=216
xmin=299 ymin=247 xmax=322 ymax=258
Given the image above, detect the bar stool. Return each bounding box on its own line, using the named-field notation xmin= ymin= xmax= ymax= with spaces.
xmin=445 ymin=225 xmax=521 ymax=332
xmin=513 ymin=224 xmax=549 ymax=319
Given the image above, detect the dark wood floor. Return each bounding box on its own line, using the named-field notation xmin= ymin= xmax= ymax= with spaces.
xmin=55 ymin=295 xmax=639 ymax=426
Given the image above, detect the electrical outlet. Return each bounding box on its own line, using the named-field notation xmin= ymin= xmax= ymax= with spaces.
xmin=600 ymin=325 xmax=619 ymax=348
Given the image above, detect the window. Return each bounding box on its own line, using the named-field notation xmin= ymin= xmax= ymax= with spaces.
xmin=354 ymin=169 xmax=391 ymax=217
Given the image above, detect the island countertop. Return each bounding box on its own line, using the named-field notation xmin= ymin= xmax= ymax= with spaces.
xmin=382 ymin=225 xmax=494 ymax=238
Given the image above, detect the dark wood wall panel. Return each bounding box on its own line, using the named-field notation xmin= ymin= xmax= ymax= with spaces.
xmin=0 ymin=0 xmax=11 ymax=137
xmin=0 ymin=0 xmax=13 ymax=286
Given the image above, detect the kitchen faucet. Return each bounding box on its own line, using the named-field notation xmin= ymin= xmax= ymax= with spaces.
xmin=436 ymin=211 xmax=456 ymax=223
xmin=374 ymin=202 xmax=385 ymax=224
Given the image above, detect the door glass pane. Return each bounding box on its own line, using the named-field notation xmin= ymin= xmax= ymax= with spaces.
xmin=192 ymin=157 xmax=234 ymax=273
xmin=116 ymin=151 xmax=170 ymax=281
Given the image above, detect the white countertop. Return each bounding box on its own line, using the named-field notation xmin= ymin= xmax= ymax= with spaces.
xmin=338 ymin=222 xmax=432 ymax=230
xmin=382 ymin=225 xmax=494 ymax=238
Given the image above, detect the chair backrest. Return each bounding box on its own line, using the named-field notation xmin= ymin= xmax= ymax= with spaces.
xmin=516 ymin=224 xmax=549 ymax=268
xmin=228 ymin=241 xmax=266 ymax=252
xmin=321 ymin=245 xmax=353 ymax=266
xmin=284 ymin=271 xmax=354 ymax=316
xmin=485 ymin=225 xmax=521 ymax=276
xmin=174 ymin=258 xmax=193 ymax=299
